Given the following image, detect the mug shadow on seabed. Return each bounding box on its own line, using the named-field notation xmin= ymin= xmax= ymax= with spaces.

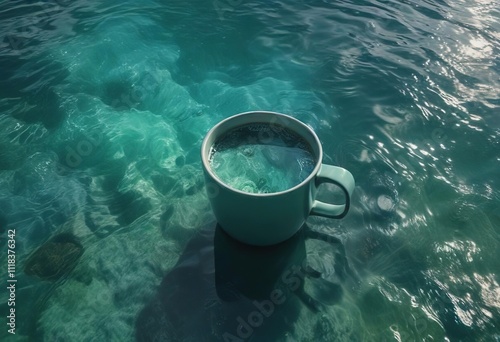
xmin=135 ymin=223 xmax=358 ymax=342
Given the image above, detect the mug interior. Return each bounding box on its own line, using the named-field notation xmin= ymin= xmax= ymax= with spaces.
xmin=201 ymin=111 xmax=323 ymax=196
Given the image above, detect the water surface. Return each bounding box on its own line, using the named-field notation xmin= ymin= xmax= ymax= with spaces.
xmin=0 ymin=0 xmax=499 ymax=340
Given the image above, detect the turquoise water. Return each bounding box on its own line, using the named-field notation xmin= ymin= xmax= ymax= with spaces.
xmin=209 ymin=123 xmax=316 ymax=193
xmin=0 ymin=0 xmax=499 ymax=340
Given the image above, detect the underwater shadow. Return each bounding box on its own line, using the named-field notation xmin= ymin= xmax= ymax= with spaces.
xmin=135 ymin=223 xmax=352 ymax=341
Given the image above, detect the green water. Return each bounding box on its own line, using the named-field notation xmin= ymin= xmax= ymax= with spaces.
xmin=209 ymin=123 xmax=316 ymax=193
xmin=0 ymin=0 xmax=499 ymax=341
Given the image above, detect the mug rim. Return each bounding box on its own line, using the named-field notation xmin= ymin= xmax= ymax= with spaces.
xmin=201 ymin=111 xmax=323 ymax=197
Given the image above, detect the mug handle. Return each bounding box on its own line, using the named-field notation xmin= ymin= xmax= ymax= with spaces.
xmin=310 ymin=164 xmax=355 ymax=218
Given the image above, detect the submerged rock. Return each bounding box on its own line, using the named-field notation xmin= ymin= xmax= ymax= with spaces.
xmin=24 ymin=233 xmax=84 ymax=281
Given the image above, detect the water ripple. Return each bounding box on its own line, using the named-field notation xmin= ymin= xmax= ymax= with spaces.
xmin=0 ymin=0 xmax=499 ymax=340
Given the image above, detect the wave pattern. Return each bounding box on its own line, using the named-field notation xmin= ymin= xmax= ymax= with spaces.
xmin=0 ymin=0 xmax=498 ymax=340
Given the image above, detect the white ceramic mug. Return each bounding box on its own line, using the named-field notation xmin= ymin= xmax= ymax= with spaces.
xmin=201 ymin=111 xmax=355 ymax=246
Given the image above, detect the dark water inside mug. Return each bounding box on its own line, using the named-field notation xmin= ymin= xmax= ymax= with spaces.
xmin=209 ymin=123 xmax=316 ymax=194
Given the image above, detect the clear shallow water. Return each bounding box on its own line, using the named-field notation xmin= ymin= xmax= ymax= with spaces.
xmin=209 ymin=123 xmax=316 ymax=193
xmin=0 ymin=0 xmax=499 ymax=341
